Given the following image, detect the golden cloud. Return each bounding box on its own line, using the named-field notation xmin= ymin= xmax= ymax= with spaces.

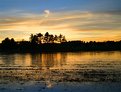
xmin=0 ymin=10 xmax=121 ymax=41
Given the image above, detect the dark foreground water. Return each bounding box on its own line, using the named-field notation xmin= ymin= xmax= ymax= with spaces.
xmin=0 ymin=51 xmax=121 ymax=92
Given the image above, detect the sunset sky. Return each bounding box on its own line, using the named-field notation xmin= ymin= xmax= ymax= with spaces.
xmin=0 ymin=0 xmax=121 ymax=42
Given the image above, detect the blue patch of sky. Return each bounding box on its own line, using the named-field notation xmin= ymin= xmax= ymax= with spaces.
xmin=0 ymin=0 xmax=120 ymax=13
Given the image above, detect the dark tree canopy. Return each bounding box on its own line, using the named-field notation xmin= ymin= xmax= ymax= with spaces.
xmin=0 ymin=32 xmax=121 ymax=53
xmin=30 ymin=32 xmax=67 ymax=44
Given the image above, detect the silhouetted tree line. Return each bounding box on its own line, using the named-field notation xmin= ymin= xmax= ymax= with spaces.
xmin=0 ymin=32 xmax=121 ymax=53
xmin=30 ymin=32 xmax=67 ymax=44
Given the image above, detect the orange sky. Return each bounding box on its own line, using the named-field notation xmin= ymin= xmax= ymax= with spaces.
xmin=0 ymin=0 xmax=120 ymax=42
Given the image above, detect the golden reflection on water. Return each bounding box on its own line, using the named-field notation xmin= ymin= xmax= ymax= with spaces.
xmin=28 ymin=53 xmax=67 ymax=69
xmin=0 ymin=51 xmax=121 ymax=89
xmin=0 ymin=51 xmax=121 ymax=69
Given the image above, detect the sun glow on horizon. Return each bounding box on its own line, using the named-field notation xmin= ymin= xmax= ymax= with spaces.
xmin=0 ymin=0 xmax=120 ymax=42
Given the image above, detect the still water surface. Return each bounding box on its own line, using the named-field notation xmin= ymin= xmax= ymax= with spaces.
xmin=0 ymin=51 xmax=121 ymax=92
